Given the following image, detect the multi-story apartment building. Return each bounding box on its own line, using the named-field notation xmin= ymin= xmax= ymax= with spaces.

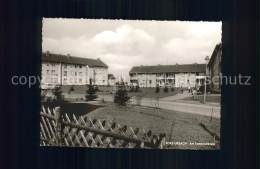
xmin=129 ymin=63 xmax=206 ymax=88
xmin=42 ymin=51 xmax=108 ymax=86
xmin=207 ymin=43 xmax=222 ymax=93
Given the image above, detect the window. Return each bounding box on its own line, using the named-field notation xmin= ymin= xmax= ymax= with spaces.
xmin=64 ymin=78 xmax=67 ymax=84
xmin=75 ymin=72 xmax=77 ymax=76
xmin=75 ymin=65 xmax=77 ymax=68
xmin=64 ymin=64 xmax=67 ymax=68
xmin=79 ymin=72 xmax=82 ymax=76
xmin=46 ymin=78 xmax=50 ymax=83
xmin=46 ymin=70 xmax=49 ymax=75
xmin=149 ymin=80 xmax=152 ymax=84
xmin=64 ymin=71 xmax=67 ymax=76
xmin=51 ymin=63 xmax=55 ymax=66
xmin=79 ymin=79 xmax=82 ymax=83
xmin=51 ymin=70 xmax=55 ymax=75
xmin=46 ymin=63 xmax=49 ymax=66
xmin=79 ymin=65 xmax=82 ymax=68
xmin=52 ymin=78 xmax=57 ymax=83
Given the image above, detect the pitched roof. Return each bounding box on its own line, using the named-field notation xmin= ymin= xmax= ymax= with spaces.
xmin=42 ymin=52 xmax=108 ymax=68
xmin=129 ymin=64 xmax=206 ymax=74
xmin=208 ymin=43 xmax=222 ymax=68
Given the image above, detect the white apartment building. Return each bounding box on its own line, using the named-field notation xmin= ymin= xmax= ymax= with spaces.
xmin=42 ymin=51 xmax=108 ymax=86
xmin=129 ymin=63 xmax=206 ymax=88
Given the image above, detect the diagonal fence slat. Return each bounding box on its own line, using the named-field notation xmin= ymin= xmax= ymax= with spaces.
xmin=40 ymin=106 xmax=166 ymax=148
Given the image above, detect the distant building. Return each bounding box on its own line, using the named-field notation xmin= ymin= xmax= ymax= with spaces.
xmin=42 ymin=51 xmax=108 ymax=86
xmin=129 ymin=63 xmax=206 ymax=88
xmin=108 ymin=74 xmax=116 ymax=86
xmin=207 ymin=43 xmax=222 ymax=93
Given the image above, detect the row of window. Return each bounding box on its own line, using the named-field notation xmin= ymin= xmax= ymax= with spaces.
xmin=63 ymin=78 xmax=83 ymax=84
xmin=131 ymin=73 xmax=204 ymax=77
xmin=45 ymin=78 xmax=58 ymax=83
xmin=46 ymin=70 xmax=56 ymax=75
xmin=63 ymin=64 xmax=83 ymax=69
xmin=46 ymin=63 xmax=56 ymax=67
xmin=63 ymin=71 xmax=83 ymax=76
xmin=46 ymin=63 xmax=83 ymax=69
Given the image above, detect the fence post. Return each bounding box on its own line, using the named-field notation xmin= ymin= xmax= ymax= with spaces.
xmin=54 ymin=107 xmax=63 ymax=146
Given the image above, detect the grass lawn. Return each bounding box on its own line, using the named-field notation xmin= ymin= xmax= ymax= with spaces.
xmin=59 ymin=85 xmax=182 ymax=99
xmin=128 ymin=87 xmax=182 ymax=99
xmin=83 ymin=102 xmax=220 ymax=150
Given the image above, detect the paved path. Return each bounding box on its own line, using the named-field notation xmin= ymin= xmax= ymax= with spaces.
xmin=96 ymin=94 xmax=220 ymax=118
xmin=141 ymin=98 xmax=220 ymax=118
xmin=160 ymin=91 xmax=191 ymax=101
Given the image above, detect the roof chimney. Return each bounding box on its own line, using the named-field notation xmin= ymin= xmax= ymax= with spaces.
xmin=67 ymin=54 xmax=71 ymax=59
xmin=46 ymin=51 xmax=50 ymax=56
xmin=176 ymin=63 xmax=178 ymax=67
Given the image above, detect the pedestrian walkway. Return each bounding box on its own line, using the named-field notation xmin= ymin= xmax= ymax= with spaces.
xmin=160 ymin=91 xmax=191 ymax=101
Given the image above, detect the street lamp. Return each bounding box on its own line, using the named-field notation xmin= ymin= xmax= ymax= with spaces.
xmin=203 ymin=56 xmax=210 ymax=104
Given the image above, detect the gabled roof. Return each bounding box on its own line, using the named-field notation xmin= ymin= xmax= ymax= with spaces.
xmin=42 ymin=52 xmax=108 ymax=68
xmin=129 ymin=64 xmax=206 ymax=74
xmin=208 ymin=43 xmax=222 ymax=68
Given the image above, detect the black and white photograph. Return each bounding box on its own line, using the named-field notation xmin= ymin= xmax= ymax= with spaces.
xmin=40 ymin=18 xmax=222 ymax=149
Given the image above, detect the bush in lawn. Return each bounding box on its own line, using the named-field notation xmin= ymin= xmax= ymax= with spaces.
xmin=163 ymin=86 xmax=169 ymax=93
xmin=135 ymin=85 xmax=140 ymax=93
xmin=155 ymin=86 xmax=160 ymax=93
xmin=129 ymin=86 xmax=135 ymax=93
xmin=41 ymin=90 xmax=47 ymax=102
xmin=46 ymin=96 xmax=53 ymax=103
xmin=52 ymin=85 xmax=64 ymax=102
xmin=85 ymin=84 xmax=98 ymax=101
xmin=114 ymin=86 xmax=131 ymax=106
xmin=171 ymin=87 xmax=174 ymax=92
xmin=69 ymin=85 xmax=74 ymax=92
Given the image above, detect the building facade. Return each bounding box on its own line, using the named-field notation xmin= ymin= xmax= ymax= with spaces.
xmin=207 ymin=43 xmax=222 ymax=93
xmin=42 ymin=51 xmax=108 ymax=86
xmin=129 ymin=64 xmax=206 ymax=88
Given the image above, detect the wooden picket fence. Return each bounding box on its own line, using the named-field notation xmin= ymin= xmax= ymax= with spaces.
xmin=40 ymin=106 xmax=166 ymax=148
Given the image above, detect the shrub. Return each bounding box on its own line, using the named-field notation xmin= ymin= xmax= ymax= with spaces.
xmin=171 ymin=87 xmax=174 ymax=92
xmin=135 ymin=85 xmax=140 ymax=93
xmin=85 ymin=84 xmax=98 ymax=101
xmin=114 ymin=86 xmax=131 ymax=106
xmin=163 ymin=86 xmax=169 ymax=93
xmin=199 ymin=84 xmax=210 ymax=93
xmin=52 ymin=85 xmax=64 ymax=102
xmin=69 ymin=85 xmax=74 ymax=92
xmin=41 ymin=90 xmax=47 ymax=102
xmin=46 ymin=96 xmax=53 ymax=103
xmin=129 ymin=86 xmax=135 ymax=93
xmin=155 ymin=86 xmax=160 ymax=93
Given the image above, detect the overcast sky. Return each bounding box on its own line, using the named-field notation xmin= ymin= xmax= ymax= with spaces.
xmin=42 ymin=18 xmax=221 ymax=80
